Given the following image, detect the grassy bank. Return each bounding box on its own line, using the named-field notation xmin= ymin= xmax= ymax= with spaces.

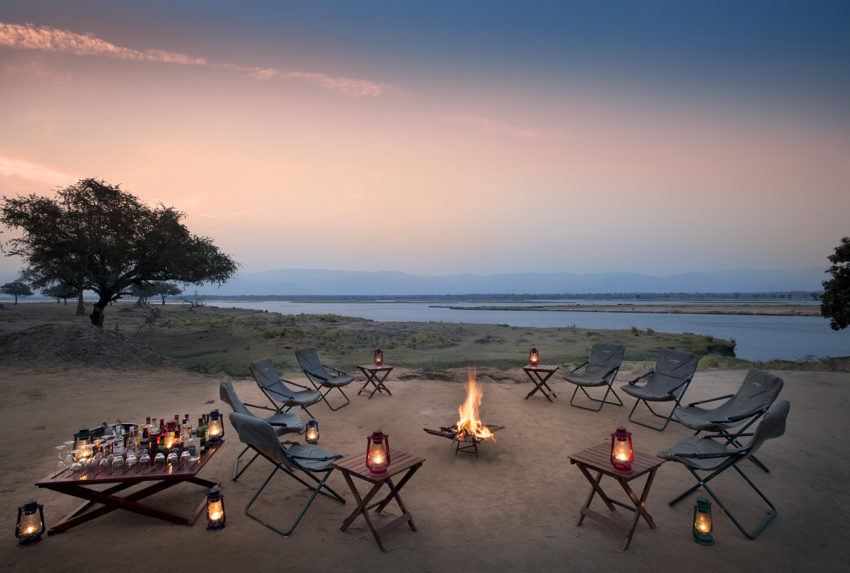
xmin=0 ymin=301 xmax=752 ymax=377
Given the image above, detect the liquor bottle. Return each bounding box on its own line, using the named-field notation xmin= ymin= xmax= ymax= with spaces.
xmin=196 ymin=417 xmax=208 ymax=456
xmin=187 ymin=424 xmax=200 ymax=462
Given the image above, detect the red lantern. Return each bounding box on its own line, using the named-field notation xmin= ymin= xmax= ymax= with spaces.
xmin=610 ymin=426 xmax=633 ymax=473
xmin=366 ymin=430 xmax=390 ymax=476
xmin=529 ymin=347 xmax=540 ymax=366
xmin=374 ymin=348 xmax=384 ymax=367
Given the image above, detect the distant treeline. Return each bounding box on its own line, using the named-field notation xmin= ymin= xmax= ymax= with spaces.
xmin=194 ymin=291 xmax=822 ymax=302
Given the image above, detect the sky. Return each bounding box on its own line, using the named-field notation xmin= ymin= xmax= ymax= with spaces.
xmin=1 ymin=0 xmax=849 ymax=281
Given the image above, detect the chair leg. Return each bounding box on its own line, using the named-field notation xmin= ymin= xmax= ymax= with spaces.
xmin=244 ymin=464 xmax=345 ymax=537
xmin=569 ymin=383 xmax=624 ymax=411
xmin=627 ymin=398 xmax=681 ymax=431
xmin=717 ymin=429 xmax=770 ymax=473
xmin=317 ymin=384 xmax=351 ymax=412
xmin=232 ymin=445 xmax=260 ymax=481
xmin=669 ymin=463 xmax=778 ymax=539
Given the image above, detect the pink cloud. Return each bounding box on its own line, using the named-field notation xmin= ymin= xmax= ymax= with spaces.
xmin=0 ymin=21 xmax=395 ymax=97
xmin=0 ymin=157 xmax=78 ymax=186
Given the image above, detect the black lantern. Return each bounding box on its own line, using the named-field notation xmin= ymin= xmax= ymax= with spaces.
xmin=693 ymin=497 xmax=714 ymax=545
xmin=305 ymin=419 xmax=320 ymax=444
xmin=206 ymin=486 xmax=226 ymax=531
xmin=15 ymin=500 xmax=45 ymax=546
xmin=207 ymin=409 xmax=224 ymax=444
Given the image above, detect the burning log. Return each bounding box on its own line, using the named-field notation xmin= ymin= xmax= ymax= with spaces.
xmin=423 ymin=367 xmax=504 ymax=456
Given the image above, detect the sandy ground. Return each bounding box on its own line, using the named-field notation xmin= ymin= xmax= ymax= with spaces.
xmin=1 ymin=364 xmax=847 ymax=572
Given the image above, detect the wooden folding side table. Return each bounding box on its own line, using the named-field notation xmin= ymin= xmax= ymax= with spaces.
xmin=36 ymin=440 xmax=224 ymax=534
xmin=357 ymin=364 xmax=394 ymax=399
xmin=523 ymin=364 xmax=560 ymax=402
xmin=568 ymin=442 xmax=665 ymax=550
xmin=333 ymin=451 xmax=425 ymax=552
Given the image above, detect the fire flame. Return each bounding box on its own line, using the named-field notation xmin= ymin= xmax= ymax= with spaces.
xmin=455 ymin=367 xmax=494 ymax=440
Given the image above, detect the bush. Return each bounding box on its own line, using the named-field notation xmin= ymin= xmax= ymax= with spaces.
xmin=699 ymin=355 xmax=719 ymax=368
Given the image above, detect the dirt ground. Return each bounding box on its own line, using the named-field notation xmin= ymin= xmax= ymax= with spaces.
xmin=1 ymin=364 xmax=846 ymax=572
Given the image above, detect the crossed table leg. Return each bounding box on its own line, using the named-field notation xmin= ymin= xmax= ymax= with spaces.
xmin=523 ymin=364 xmax=560 ymax=402
xmin=569 ymin=443 xmax=665 ymax=550
xmin=334 ymin=452 xmax=425 ymax=552
xmin=357 ymin=365 xmax=394 ymax=399
xmin=41 ymin=476 xmax=218 ymax=534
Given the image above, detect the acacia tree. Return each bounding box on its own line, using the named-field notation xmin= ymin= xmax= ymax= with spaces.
xmin=1 ymin=279 xmax=33 ymax=304
xmin=1 ymin=178 xmax=237 ymax=326
xmin=821 ymin=236 xmax=850 ymax=331
xmin=41 ymin=283 xmax=79 ymax=305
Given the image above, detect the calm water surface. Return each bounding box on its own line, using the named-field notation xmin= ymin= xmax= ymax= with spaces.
xmin=207 ymin=300 xmax=849 ymax=362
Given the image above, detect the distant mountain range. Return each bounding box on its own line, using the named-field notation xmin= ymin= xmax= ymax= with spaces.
xmin=185 ymin=267 xmax=827 ymax=297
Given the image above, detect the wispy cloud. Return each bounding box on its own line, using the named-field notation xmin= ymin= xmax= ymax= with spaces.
xmin=0 ymin=21 xmax=395 ymax=97
xmin=0 ymin=156 xmax=78 ymax=187
xmin=445 ymin=115 xmax=571 ymax=140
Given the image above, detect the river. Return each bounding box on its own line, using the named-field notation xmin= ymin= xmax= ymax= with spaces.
xmin=205 ymin=299 xmax=849 ymax=362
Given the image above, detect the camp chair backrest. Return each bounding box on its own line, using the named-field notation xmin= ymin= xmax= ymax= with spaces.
xmin=651 ymin=349 xmax=700 ymax=396
xmin=229 ymin=411 xmax=291 ymax=469
xmin=746 ymin=400 xmax=790 ymax=457
xmin=220 ymin=376 xmax=251 ymax=416
xmin=715 ymin=369 xmax=784 ymax=421
xmin=585 ymin=343 xmax=625 ymax=378
xmin=295 ymin=348 xmax=330 ymax=380
xmin=250 ymin=358 xmax=281 ymax=390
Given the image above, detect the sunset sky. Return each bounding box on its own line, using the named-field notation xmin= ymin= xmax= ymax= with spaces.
xmin=1 ymin=1 xmax=849 ymax=282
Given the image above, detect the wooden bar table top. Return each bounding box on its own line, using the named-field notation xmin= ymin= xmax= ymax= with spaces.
xmin=568 ymin=442 xmax=665 ymax=550
xmin=36 ymin=440 xmax=224 ymax=535
xmin=333 ymin=451 xmax=425 ymax=552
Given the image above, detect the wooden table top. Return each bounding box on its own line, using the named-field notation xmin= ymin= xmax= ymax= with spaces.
xmin=333 ymin=451 xmax=424 ymax=483
xmin=524 ymin=364 xmax=560 ymax=372
xmin=568 ymin=442 xmax=664 ymax=480
xmin=357 ymin=364 xmax=393 ymax=371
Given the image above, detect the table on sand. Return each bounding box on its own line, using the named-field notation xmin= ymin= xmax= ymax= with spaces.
xmin=568 ymin=442 xmax=665 ymax=550
xmin=36 ymin=440 xmax=223 ymax=534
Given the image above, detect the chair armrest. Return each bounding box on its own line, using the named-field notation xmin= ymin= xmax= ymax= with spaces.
xmin=281 ymin=378 xmax=310 ymax=390
xmin=674 ymin=450 xmax=743 ymax=460
xmin=710 ymin=411 xmax=763 ymax=424
xmin=323 ymin=364 xmax=349 ymax=377
xmin=307 ymin=369 xmax=329 ymax=381
xmin=567 ymin=361 xmax=589 ymax=375
xmin=687 ymin=394 xmax=734 ymax=407
xmin=244 ymin=402 xmax=277 ymax=412
xmin=626 ymin=371 xmax=653 ymax=385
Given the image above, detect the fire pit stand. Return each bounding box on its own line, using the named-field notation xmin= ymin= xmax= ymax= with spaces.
xmin=423 ymin=425 xmax=505 ymax=458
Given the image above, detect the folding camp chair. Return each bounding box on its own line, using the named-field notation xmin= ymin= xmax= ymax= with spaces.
xmin=295 ymin=347 xmax=354 ymax=411
xmin=219 ymin=376 xmax=305 ymax=480
xmin=659 ymin=400 xmax=790 ymax=539
xmin=674 ymin=369 xmax=783 ymax=472
xmin=250 ymin=358 xmax=322 ymax=418
xmin=564 ymin=343 xmax=625 ymax=411
xmin=621 ymin=348 xmax=700 ymax=431
xmin=228 ymin=412 xmax=346 ymax=537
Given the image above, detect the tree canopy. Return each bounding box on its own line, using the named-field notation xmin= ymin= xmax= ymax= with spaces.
xmin=1 ymin=279 xmax=33 ymax=304
xmin=1 ymin=178 xmax=238 ymax=326
xmin=821 ymin=236 xmax=850 ymax=331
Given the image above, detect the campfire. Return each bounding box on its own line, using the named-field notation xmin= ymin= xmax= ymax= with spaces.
xmin=424 ymin=367 xmax=504 ymax=456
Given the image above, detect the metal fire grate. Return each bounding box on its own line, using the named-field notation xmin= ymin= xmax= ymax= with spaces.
xmin=423 ymin=424 xmax=505 ymax=457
